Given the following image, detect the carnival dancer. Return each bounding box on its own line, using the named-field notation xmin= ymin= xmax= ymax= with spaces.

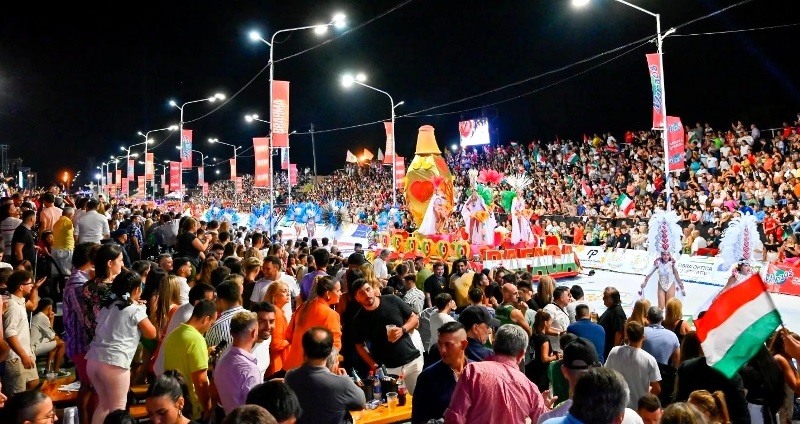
xmin=717 ymin=213 xmax=760 ymax=293
xmin=419 ymin=182 xmax=449 ymax=236
xmin=503 ymin=174 xmax=535 ymax=245
xmin=306 ymin=214 xmax=316 ymax=240
xmin=641 ymin=209 xmax=685 ymax=311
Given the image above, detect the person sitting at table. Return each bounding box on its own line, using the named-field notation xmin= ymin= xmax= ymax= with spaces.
xmin=246 ymin=380 xmax=303 ymax=424
xmin=29 ymin=298 xmax=68 ymax=377
xmin=284 ymin=327 xmax=365 ymax=424
xmin=3 ymin=389 xmax=57 ymax=424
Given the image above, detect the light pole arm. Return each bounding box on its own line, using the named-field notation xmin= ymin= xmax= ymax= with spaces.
xmin=354 ymin=80 xmax=394 ymax=107
xmin=612 ymin=0 xmax=658 ymax=18
xmin=270 ymin=24 xmax=329 ymax=46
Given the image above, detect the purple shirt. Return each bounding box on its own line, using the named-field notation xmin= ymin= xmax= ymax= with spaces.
xmin=62 ymin=268 xmax=90 ymax=358
xmin=300 ymin=270 xmax=327 ymax=301
xmin=213 ymin=346 xmax=261 ymax=415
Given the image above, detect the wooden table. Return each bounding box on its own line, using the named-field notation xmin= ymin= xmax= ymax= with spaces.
xmin=40 ymin=374 xmax=79 ymax=406
xmin=354 ymin=395 xmax=412 ymax=424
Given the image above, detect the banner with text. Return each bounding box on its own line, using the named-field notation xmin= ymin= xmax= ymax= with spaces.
xmin=145 ymin=153 xmax=155 ymax=179
xmin=271 ymin=80 xmax=290 ymax=148
xmin=115 ymin=170 xmax=122 ymax=185
xmin=764 ymin=262 xmax=800 ymax=297
xmin=235 ymin=177 xmax=243 ymax=193
xmin=646 ymin=53 xmax=664 ymax=130
xmin=169 ymin=161 xmax=181 ymax=191
xmin=137 ymin=176 xmax=145 ymax=197
xmin=107 ymin=173 xmax=112 ymax=187
xmin=230 ymin=158 xmax=237 ymax=181
xmin=180 ymin=130 xmax=193 ymax=168
xmin=253 ymin=137 xmax=271 ymax=188
xmin=127 ymin=159 xmax=135 ymax=178
xmin=289 ymin=163 xmax=297 ymax=186
xmin=198 ymin=166 xmax=204 ymax=185
xmin=121 ymin=178 xmax=129 ymax=196
xmin=383 ymin=121 xmax=394 ymax=164
xmin=281 ymin=148 xmax=289 ymax=170
xmin=394 ymin=156 xmax=406 ymax=189
xmin=666 ymin=116 xmax=685 ymax=172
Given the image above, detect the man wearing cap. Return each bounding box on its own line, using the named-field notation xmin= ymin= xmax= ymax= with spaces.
xmin=537 ymin=338 xmax=644 ymax=424
xmin=427 ymin=305 xmax=497 ymax=364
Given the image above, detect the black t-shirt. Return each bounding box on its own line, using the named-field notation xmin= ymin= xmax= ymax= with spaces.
xmin=525 ymin=298 xmax=541 ymax=312
xmin=387 ymin=275 xmax=405 ymax=295
xmin=598 ymin=304 xmax=627 ymax=359
xmin=352 ymin=294 xmax=421 ymax=368
xmin=617 ymin=233 xmax=631 ymax=249
xmin=485 ymin=282 xmax=503 ymax=305
xmin=424 ymin=275 xmax=448 ymax=298
xmin=11 ymin=224 xmax=35 ymax=267
xmin=176 ymin=232 xmax=201 ymax=264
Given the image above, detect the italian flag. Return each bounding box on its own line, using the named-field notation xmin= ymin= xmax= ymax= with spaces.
xmin=615 ymin=193 xmax=635 ymax=215
xmin=535 ymin=151 xmax=547 ymax=164
xmin=695 ymin=274 xmax=782 ymax=378
xmin=566 ymin=152 xmax=579 ymax=164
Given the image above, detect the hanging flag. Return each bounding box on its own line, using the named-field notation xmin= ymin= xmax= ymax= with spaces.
xmin=127 ymin=159 xmax=135 ymax=178
xmin=107 ymin=173 xmax=112 ymax=186
xmin=230 ymin=158 xmax=237 ymax=181
xmin=137 ymin=176 xmax=145 ymax=197
xmin=145 ymin=153 xmax=155 ymax=179
xmin=271 ymin=80 xmax=290 ymax=148
xmin=121 ymin=178 xmax=129 ymax=196
xmin=198 ymin=166 xmax=204 ymax=185
xmin=695 ymin=274 xmax=781 ymax=378
xmin=394 ymin=156 xmax=406 ymax=189
xmin=169 ymin=161 xmax=181 ymax=192
xmin=162 ymin=169 xmax=167 ymax=192
xmin=377 ymin=148 xmax=385 ymax=161
xmin=253 ymin=137 xmax=271 ymax=188
xmin=646 ymin=53 xmax=665 ymax=129
xmin=666 ymin=116 xmax=686 ymax=172
xmin=180 ymin=130 xmax=193 ymax=168
xmin=583 ymin=134 xmax=589 ymax=144
xmin=363 ymin=149 xmax=374 ymax=161
xmin=281 ymin=148 xmax=289 ymax=170
xmin=235 ymin=177 xmax=243 ymax=193
xmin=289 ymin=163 xmax=298 ymax=186
xmin=383 ymin=121 xmax=394 ymax=164
xmin=581 ymin=180 xmax=593 ymax=198
xmin=202 ymin=182 xmax=209 ymax=196
xmin=346 ymin=150 xmax=358 ymax=163
xmin=615 ymin=193 xmax=635 ymax=215
xmin=565 ymin=151 xmax=579 ymax=165
xmin=115 ymin=170 xmax=122 ymax=185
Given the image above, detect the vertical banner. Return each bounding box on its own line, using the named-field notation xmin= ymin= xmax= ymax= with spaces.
xmin=383 ymin=121 xmax=394 ymax=164
xmin=253 ymin=137 xmax=271 ymax=188
xmin=280 ymin=148 xmax=289 ymax=170
xmin=107 ymin=173 xmax=112 ymax=186
xmin=169 ymin=161 xmax=181 ymax=192
xmin=115 ymin=170 xmax=122 ymax=185
xmin=180 ymin=130 xmax=193 ymax=168
xmin=666 ymin=116 xmax=686 ymax=172
xmin=202 ymin=182 xmax=209 ymax=196
xmin=137 ymin=176 xmax=145 ymax=196
xmin=646 ymin=53 xmax=664 ymax=129
xmin=230 ymin=158 xmax=237 ymax=181
xmin=121 ymin=178 xmax=129 ymax=196
xmin=198 ymin=166 xmax=204 ymax=185
xmin=394 ymin=156 xmax=406 ymax=188
xmin=235 ymin=177 xmax=243 ymax=193
xmin=289 ymin=163 xmax=298 ymax=186
xmin=127 ymin=159 xmax=135 ymax=178
xmin=145 ymin=153 xmax=155 ymax=179
xmin=271 ymin=80 xmax=290 ymax=148
xmin=162 ymin=169 xmax=167 ymax=192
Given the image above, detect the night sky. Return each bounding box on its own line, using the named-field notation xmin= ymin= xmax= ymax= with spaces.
xmin=1 ymin=0 xmax=798 ymax=187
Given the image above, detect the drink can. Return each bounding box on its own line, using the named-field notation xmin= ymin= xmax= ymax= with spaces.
xmin=63 ymin=406 xmax=78 ymax=424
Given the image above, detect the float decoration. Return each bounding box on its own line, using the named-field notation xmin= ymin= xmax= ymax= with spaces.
xmin=404 ymin=125 xmax=454 ymax=227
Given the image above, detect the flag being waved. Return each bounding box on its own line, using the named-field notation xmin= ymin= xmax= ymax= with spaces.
xmin=695 ymin=273 xmax=782 ymax=378
xmin=345 ymin=150 xmax=358 ymax=163
xmin=616 ymin=193 xmax=635 ymax=215
xmin=362 ymin=149 xmax=374 ymax=161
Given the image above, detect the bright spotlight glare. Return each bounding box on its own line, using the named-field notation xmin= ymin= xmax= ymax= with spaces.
xmin=572 ymin=0 xmax=590 ymax=7
xmin=249 ymin=30 xmax=261 ymax=41
xmin=314 ymin=25 xmax=328 ymax=35
xmin=355 ymin=73 xmax=367 ymax=82
xmin=341 ymin=74 xmax=354 ymax=87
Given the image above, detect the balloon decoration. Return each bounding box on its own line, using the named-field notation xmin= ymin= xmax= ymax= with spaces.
xmin=404 ymin=125 xmax=454 ymax=226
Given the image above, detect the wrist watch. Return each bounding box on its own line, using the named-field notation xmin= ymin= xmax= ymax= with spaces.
xmin=402 ymin=327 xmax=408 ymax=335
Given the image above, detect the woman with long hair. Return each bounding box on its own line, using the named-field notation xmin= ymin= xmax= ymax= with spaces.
xmin=282 ymin=275 xmax=342 ymax=372
xmin=147 ymin=275 xmax=182 ymax=374
xmin=664 ymin=298 xmax=692 ymax=345
xmin=175 ymin=217 xmax=210 ymax=268
xmin=145 ymin=370 xmax=196 ymax=424
xmin=196 ymin=258 xmax=218 ymax=286
xmin=86 ymin=271 xmax=157 ymax=424
xmin=768 ymin=330 xmax=800 ymax=424
xmin=679 ymin=331 xmax=703 ymax=366
xmin=688 ymin=390 xmax=731 ymax=424
xmin=360 ymin=263 xmax=382 ymax=291
xmin=661 ymin=402 xmax=707 ymax=424
xmin=525 ymin=310 xmax=559 ymax=391
xmin=80 ymin=244 xmax=125 ymax=370
xmin=263 ymin=281 xmax=292 ymax=378
xmin=625 ymin=299 xmax=651 ymax=344
xmin=739 ymin=346 xmax=785 ymax=424
xmin=533 ymin=275 xmax=555 ymax=308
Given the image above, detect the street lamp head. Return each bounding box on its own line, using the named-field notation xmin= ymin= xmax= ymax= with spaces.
xmin=313 ymin=25 xmax=328 ymax=35
xmin=137 ymin=131 xmax=144 ymax=136
xmin=95 ymin=173 xmax=102 ymax=179
xmin=395 ymin=100 xmax=405 ymax=108
xmin=216 ymin=170 xmax=221 ymax=175
xmin=175 ymin=145 xmax=181 ymax=150
xmin=245 ymin=114 xmax=258 ymax=122
xmin=169 ymin=100 xmax=178 ymax=107
xmin=163 ymin=160 xmax=170 ymax=164
xmin=146 ymin=139 xmax=154 ymax=144
xmin=168 ymin=125 xmax=179 ymax=130
xmin=214 ymin=93 xmax=225 ymax=100
xmin=572 ymin=0 xmax=590 ymax=7
xmin=120 ymin=146 xmax=126 ymax=151
xmin=332 ymin=13 xmax=346 ymax=28
xmin=249 ymin=30 xmax=261 ymax=41
xmin=341 ymin=74 xmax=355 ymax=88
xmin=356 ymin=73 xmax=367 ymax=82
xmin=209 ymin=138 xmax=218 ymax=144
xmin=131 ymin=153 xmax=139 ymax=158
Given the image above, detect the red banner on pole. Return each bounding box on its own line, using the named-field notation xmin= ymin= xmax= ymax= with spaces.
xmin=169 ymin=162 xmax=181 ymax=192
xmin=121 ymin=178 xmax=129 ymax=196
xmin=383 ymin=121 xmax=394 ymax=164
xmin=646 ymin=53 xmax=664 ymax=130
xmin=145 ymin=153 xmax=155 ymax=179
xmin=127 ymin=159 xmax=135 ymax=178
xmin=235 ymin=177 xmax=243 ymax=193
xmin=666 ymin=116 xmax=685 ymax=172
xmin=202 ymin=182 xmax=209 ymax=196
xmin=137 ymin=176 xmax=145 ymax=197
xmin=107 ymin=173 xmax=112 ymax=187
xmin=765 ymin=262 xmax=800 ymax=297
xmin=198 ymin=166 xmax=204 ymax=185
xmin=230 ymin=158 xmax=237 ymax=181
xmin=115 ymin=170 xmax=122 ymax=185
xmin=394 ymin=156 xmax=406 ymax=188
xmin=253 ymin=137 xmax=271 ymax=188
xmin=271 ymin=80 xmax=290 ymax=148
xmin=289 ymin=164 xmax=298 ymax=186
xmin=180 ymin=130 xmax=193 ymax=168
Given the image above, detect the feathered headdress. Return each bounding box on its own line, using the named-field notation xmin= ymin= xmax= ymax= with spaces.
xmin=718 ymin=214 xmax=759 ymax=266
xmin=504 ymin=174 xmax=533 ymax=192
xmin=646 ymin=209 xmax=682 ymax=257
xmin=468 ymin=168 xmax=479 ymax=189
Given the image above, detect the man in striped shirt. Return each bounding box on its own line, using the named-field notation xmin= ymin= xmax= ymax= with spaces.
xmin=206 ymin=281 xmax=243 ymax=355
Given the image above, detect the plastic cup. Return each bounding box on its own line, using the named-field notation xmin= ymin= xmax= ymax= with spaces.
xmin=386 ymin=392 xmax=398 ymax=411
xmin=385 ymin=324 xmax=397 ymax=338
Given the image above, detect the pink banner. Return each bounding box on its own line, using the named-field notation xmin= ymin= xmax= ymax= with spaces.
xmin=394 ymin=156 xmax=406 ymax=189
xmin=121 ymin=178 xmax=129 ymax=196
xmin=115 ymin=170 xmax=122 ymax=185
xmin=765 ymin=262 xmax=800 ymax=297
xmin=666 ymin=116 xmax=685 ymax=172
xmin=127 ymin=159 xmax=135 ymax=178
xmin=289 ymin=163 xmax=297 ymax=186
xmin=198 ymin=166 xmax=204 ymax=185
xmin=169 ymin=162 xmax=181 ymax=192
xmin=383 ymin=121 xmax=394 ymax=164
xmin=235 ymin=177 xmax=243 ymax=193
xmin=137 ymin=176 xmax=145 ymax=197
xmin=202 ymin=182 xmax=209 ymax=196
xmin=145 ymin=153 xmax=155 ymax=179
xmin=646 ymin=53 xmax=665 ymax=129
xmin=180 ymin=130 xmax=193 ymax=168
xmin=271 ymin=80 xmax=290 ymax=148
xmin=253 ymin=137 xmax=271 ymax=188
xmin=107 ymin=173 xmax=112 ymax=186
xmin=230 ymin=158 xmax=237 ymax=181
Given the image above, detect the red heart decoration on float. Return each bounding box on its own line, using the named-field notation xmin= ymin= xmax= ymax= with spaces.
xmin=409 ymin=180 xmax=434 ymax=203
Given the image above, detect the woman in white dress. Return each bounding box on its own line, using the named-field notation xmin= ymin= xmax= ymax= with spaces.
xmin=461 ymin=191 xmax=488 ymax=244
xmin=419 ymin=189 xmax=446 ymax=236
xmin=642 ymin=209 xmax=685 ymax=310
xmin=641 ymin=251 xmax=685 ymax=311
xmin=510 ymin=190 xmax=533 ymax=245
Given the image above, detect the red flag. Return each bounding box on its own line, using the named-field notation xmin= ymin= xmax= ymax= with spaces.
xmin=383 ymin=121 xmax=394 ymax=164
xmin=145 ymin=153 xmax=155 ymax=179
xmin=646 ymin=53 xmax=665 ymax=129
xmin=202 ymin=182 xmax=209 ymax=196
xmin=180 ymin=130 xmax=193 ymax=168
xmin=271 ymin=80 xmax=290 ymax=148
xmin=583 ymin=134 xmax=589 ymax=144
xmin=394 ymin=156 xmax=406 ymax=188
xmin=169 ymin=162 xmax=181 ymax=191
xmin=230 ymin=158 xmax=237 ymax=181
xmin=253 ymin=137 xmax=271 ymax=188
xmin=666 ymin=116 xmax=685 ymax=172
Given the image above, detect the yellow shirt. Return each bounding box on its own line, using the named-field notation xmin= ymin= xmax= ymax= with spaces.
xmin=449 ymin=270 xmax=475 ymax=308
xmin=163 ymin=324 xmax=209 ymax=420
xmin=52 ymin=216 xmax=74 ymax=251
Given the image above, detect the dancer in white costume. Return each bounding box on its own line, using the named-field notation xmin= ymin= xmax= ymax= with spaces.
xmin=641 ymin=209 xmax=685 ymax=310
xmin=418 ymin=187 xmax=447 ymax=236
xmin=505 ymin=174 xmax=534 ymax=245
xmin=462 ymin=191 xmax=488 ymax=244
xmin=718 ymin=214 xmax=760 ymax=292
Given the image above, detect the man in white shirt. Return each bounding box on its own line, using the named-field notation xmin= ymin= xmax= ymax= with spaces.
xmin=605 ymin=321 xmax=662 ymax=409
xmin=2 ymin=271 xmax=40 ymax=395
xmin=250 ymin=302 xmax=276 ymax=380
xmin=373 ymin=249 xmax=390 ymax=283
xmin=543 ymin=286 xmax=572 ymax=353
xmin=250 ymin=256 xmax=299 ymax=321
xmin=427 ymin=293 xmax=455 ymax=352
xmin=74 ymin=199 xmax=110 ymax=244
xmin=0 ymin=204 xmax=22 ymax=257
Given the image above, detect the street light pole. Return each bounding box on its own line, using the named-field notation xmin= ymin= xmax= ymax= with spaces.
xmin=572 ymin=0 xmax=675 ymax=210
xmin=208 ymin=138 xmax=241 ymax=206
xmin=138 ymin=125 xmax=178 ymax=199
